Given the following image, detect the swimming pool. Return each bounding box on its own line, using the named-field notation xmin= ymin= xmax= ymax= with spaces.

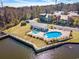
xmin=44 ymin=31 xmax=62 ymax=39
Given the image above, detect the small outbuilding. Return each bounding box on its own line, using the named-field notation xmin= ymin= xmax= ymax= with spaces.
xmin=30 ymin=22 xmax=48 ymax=32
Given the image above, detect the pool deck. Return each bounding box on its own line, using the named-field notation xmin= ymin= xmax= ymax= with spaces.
xmin=27 ymin=29 xmax=70 ymax=41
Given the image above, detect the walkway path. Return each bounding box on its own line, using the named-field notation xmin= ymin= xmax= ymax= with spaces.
xmin=53 ymin=25 xmax=79 ymax=31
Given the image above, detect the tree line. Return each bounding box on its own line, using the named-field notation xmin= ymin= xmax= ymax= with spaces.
xmin=0 ymin=2 xmax=79 ymax=30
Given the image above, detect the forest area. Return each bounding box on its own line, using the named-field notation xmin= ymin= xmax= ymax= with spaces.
xmin=0 ymin=2 xmax=79 ymax=30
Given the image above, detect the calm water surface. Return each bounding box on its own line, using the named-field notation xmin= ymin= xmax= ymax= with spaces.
xmin=0 ymin=37 xmax=79 ymax=59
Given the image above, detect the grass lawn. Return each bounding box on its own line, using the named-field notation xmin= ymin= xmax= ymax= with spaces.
xmin=67 ymin=31 xmax=79 ymax=43
xmin=4 ymin=23 xmax=47 ymax=48
xmin=4 ymin=22 xmax=79 ymax=48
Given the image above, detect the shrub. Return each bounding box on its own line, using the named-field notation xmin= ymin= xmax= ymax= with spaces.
xmin=21 ymin=21 xmax=26 ymax=26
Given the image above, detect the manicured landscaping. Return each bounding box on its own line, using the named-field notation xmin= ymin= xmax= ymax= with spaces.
xmin=4 ymin=22 xmax=79 ymax=48
xmin=67 ymin=31 xmax=79 ymax=43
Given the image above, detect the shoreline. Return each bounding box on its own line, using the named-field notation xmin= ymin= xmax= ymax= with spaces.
xmin=0 ymin=32 xmax=79 ymax=54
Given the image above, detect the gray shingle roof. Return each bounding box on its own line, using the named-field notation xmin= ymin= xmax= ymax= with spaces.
xmin=30 ymin=22 xmax=48 ymax=29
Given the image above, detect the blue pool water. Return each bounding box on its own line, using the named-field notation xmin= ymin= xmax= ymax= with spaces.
xmin=32 ymin=30 xmax=40 ymax=34
xmin=44 ymin=31 xmax=62 ymax=38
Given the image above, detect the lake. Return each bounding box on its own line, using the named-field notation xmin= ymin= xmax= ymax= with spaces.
xmin=0 ymin=37 xmax=79 ymax=59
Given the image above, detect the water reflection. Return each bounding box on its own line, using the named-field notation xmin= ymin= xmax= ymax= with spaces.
xmin=0 ymin=37 xmax=79 ymax=59
xmin=0 ymin=38 xmax=35 ymax=59
xmin=36 ymin=44 xmax=79 ymax=59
